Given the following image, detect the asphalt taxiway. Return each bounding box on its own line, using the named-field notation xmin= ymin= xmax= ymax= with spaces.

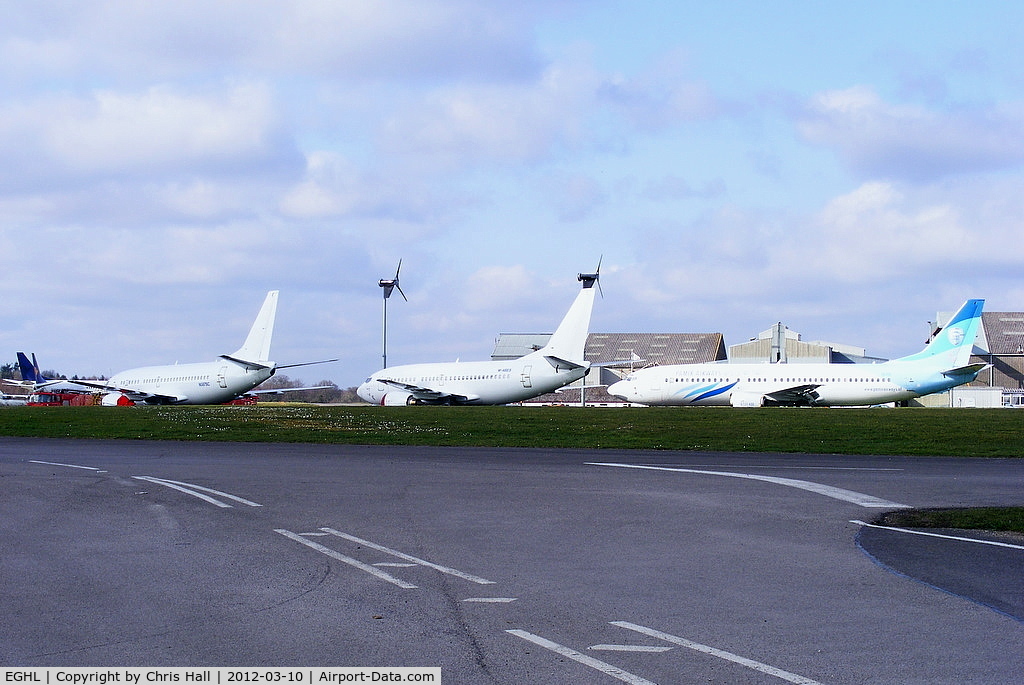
xmin=1 ymin=438 xmax=1022 ymax=683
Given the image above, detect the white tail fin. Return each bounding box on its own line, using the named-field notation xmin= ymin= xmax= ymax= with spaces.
xmin=535 ymin=272 xmax=599 ymax=364
xmin=229 ymin=291 xmax=279 ymax=363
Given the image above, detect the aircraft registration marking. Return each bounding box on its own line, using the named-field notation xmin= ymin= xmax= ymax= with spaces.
xmin=587 ymin=462 xmax=910 ymax=508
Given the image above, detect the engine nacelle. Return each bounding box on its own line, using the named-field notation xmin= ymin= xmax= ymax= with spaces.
xmin=730 ymin=391 xmax=764 ymax=407
xmin=381 ymin=392 xmax=417 ymax=406
xmin=100 ymin=392 xmax=135 ymax=406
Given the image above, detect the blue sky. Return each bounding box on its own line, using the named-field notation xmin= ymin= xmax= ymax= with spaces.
xmin=2 ymin=1 xmax=1023 ymax=387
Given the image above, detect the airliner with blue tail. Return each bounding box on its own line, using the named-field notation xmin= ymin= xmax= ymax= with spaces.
xmin=607 ymin=299 xmax=986 ymax=407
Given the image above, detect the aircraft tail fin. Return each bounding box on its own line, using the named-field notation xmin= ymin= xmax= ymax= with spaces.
xmin=900 ymin=299 xmax=984 ymax=368
xmin=535 ymin=270 xmax=599 ymax=364
xmin=17 ymin=352 xmax=45 ymax=383
xmin=228 ymin=290 xmax=279 ymax=363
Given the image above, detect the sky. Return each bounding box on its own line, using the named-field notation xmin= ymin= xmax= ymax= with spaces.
xmin=2 ymin=1 xmax=1023 ymax=387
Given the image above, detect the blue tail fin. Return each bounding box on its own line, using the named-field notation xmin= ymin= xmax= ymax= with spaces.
xmin=17 ymin=352 xmax=45 ymax=383
xmin=900 ymin=299 xmax=984 ymax=367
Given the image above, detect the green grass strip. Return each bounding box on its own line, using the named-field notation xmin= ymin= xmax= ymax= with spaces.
xmin=0 ymin=405 xmax=1022 ymax=456
xmin=875 ymin=507 xmax=1024 ymax=534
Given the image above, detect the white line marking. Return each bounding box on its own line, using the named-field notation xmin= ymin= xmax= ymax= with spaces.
xmin=141 ymin=477 xmax=262 ymax=507
xmin=132 ymin=476 xmax=232 ymax=508
xmin=275 ymin=529 xmax=418 ymax=589
xmin=463 ymin=597 xmax=517 ymax=603
xmin=506 ymin=630 xmax=656 ymax=685
xmin=611 ymin=621 xmax=824 ymax=685
xmin=374 ymin=562 xmax=418 ymax=568
xmin=590 ymin=644 xmax=673 ymax=653
xmin=29 ymin=460 xmax=106 ymax=472
xmin=656 ymin=464 xmax=903 ymax=472
xmin=320 ymin=528 xmax=496 ymax=585
xmin=851 ymin=520 xmax=1024 ymax=550
xmin=588 ymin=462 xmax=909 ymax=508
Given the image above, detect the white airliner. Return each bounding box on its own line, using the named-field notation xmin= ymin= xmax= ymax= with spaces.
xmin=357 ymin=269 xmax=600 ymax=405
xmin=58 ymin=291 xmax=334 ymax=405
xmin=608 ymin=299 xmax=986 ymax=407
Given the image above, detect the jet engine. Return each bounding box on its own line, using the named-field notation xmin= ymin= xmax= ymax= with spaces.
xmin=100 ymin=392 xmax=135 ymax=406
xmin=380 ymin=392 xmax=417 ymax=406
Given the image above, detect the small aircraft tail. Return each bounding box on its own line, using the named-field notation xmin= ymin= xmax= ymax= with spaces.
xmin=534 ymin=269 xmax=599 ymax=367
xmin=16 ymin=352 xmax=45 ymax=384
xmin=227 ymin=290 xmax=279 ymax=364
xmin=899 ymin=299 xmax=984 ymax=368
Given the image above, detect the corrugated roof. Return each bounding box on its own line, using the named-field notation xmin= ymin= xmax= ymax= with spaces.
xmin=980 ymin=312 xmax=1024 ymax=354
xmin=491 ymin=332 xmax=726 ymax=364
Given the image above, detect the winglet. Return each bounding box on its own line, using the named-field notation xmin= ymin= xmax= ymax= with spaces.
xmin=229 ymin=291 xmax=278 ymax=364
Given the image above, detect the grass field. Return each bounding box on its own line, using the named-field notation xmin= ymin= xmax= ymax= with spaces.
xmin=0 ymin=404 xmax=1021 ymax=456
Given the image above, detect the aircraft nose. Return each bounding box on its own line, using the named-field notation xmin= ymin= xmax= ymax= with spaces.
xmin=607 ymin=380 xmax=630 ymax=401
xmin=356 ymin=383 xmax=371 ymax=403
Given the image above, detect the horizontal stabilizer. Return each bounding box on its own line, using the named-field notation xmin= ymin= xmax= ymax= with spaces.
xmin=543 ymin=355 xmax=589 ymax=371
xmin=220 ymin=354 xmax=274 ymax=370
xmin=277 ymin=358 xmax=339 ymax=370
xmin=942 ymin=362 xmax=989 ymax=378
xmin=590 ymin=358 xmax=645 ymax=368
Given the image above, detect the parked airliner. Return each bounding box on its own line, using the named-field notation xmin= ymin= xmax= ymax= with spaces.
xmin=608 ymin=299 xmax=986 ymax=407
xmin=55 ymin=291 xmax=334 ymax=405
xmin=357 ymin=269 xmax=600 ymax=405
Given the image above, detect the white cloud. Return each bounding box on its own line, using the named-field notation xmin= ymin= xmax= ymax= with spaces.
xmin=798 ymin=85 xmax=1024 ymax=180
xmin=44 ymin=83 xmax=279 ymax=173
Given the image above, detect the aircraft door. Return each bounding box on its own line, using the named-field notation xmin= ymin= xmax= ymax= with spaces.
xmin=218 ymin=366 xmax=228 ymax=388
xmin=521 ymin=365 xmax=532 ymax=388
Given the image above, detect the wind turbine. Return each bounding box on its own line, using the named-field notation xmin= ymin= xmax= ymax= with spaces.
xmin=378 ymin=260 xmax=407 ymax=369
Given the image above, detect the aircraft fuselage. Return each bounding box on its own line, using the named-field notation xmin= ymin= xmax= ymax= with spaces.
xmin=358 ymin=353 xmax=587 ymax=405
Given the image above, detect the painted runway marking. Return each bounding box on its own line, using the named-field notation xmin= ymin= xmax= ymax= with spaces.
xmin=661 ymin=464 xmax=903 ymax=472
xmin=132 ymin=476 xmax=231 ymax=508
xmin=590 ymin=644 xmax=673 ymax=653
xmin=506 ymin=629 xmax=656 ymax=685
xmin=852 ymin=520 xmax=1024 ymax=550
xmin=132 ymin=476 xmax=262 ymax=508
xmin=374 ymin=562 xmax=418 ymax=568
xmin=463 ymin=597 xmax=517 ymax=603
xmin=275 ymin=528 xmax=418 ymax=589
xmin=320 ymin=527 xmax=496 ymax=585
xmin=589 ymin=462 xmax=910 ymax=508
xmin=612 ymin=621 xmax=824 ymax=685
xmin=29 ymin=460 xmax=106 ymax=473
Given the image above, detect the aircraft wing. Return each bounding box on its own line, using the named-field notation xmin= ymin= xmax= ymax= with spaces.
xmin=244 ymin=384 xmax=335 ymax=396
xmin=376 ymin=378 xmax=480 ymax=403
xmin=762 ymin=384 xmax=821 ymax=406
xmin=61 ymin=379 xmax=186 ymax=404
